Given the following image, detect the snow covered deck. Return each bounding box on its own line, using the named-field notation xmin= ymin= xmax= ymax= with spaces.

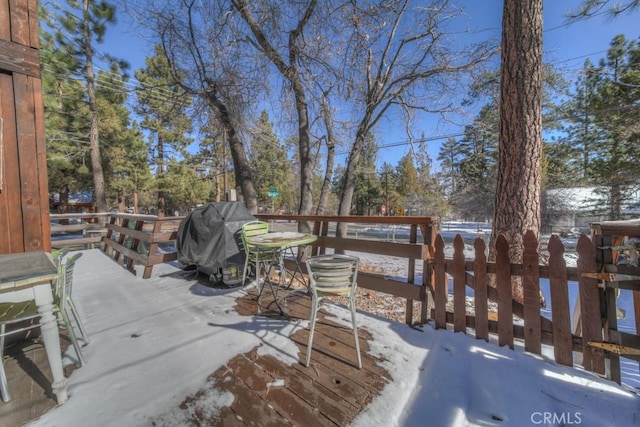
xmin=2 ymin=249 xmax=638 ymax=426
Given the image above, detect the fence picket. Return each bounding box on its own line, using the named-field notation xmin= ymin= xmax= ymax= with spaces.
xmin=548 ymin=235 xmax=573 ymax=366
xmin=576 ymin=235 xmax=605 ymax=374
xmin=473 ymin=237 xmax=489 ymax=341
xmin=496 ymin=235 xmax=514 ymax=349
xmin=454 ymin=235 xmax=466 ymax=333
xmin=523 ymin=230 xmax=542 ymax=354
xmin=434 ymin=235 xmax=447 ymax=329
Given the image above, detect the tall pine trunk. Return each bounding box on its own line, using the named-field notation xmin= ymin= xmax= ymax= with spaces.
xmin=490 ymin=0 xmax=543 ymax=301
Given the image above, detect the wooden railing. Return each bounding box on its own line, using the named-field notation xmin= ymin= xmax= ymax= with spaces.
xmin=102 ymin=213 xmax=182 ymax=278
xmin=590 ymin=220 xmax=640 ymax=384
xmin=50 ymin=213 xmax=110 ymax=249
xmin=49 ymin=210 xmax=639 ymax=383
xmin=257 ymin=214 xmax=438 ymax=325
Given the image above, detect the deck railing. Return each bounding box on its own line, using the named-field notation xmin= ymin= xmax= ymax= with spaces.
xmin=49 ymin=212 xmax=639 ymax=383
xmin=257 ymin=214 xmax=438 ymax=326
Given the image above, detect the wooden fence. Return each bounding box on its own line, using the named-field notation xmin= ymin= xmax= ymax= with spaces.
xmin=432 ymin=229 xmax=640 ymax=383
xmin=48 ymin=212 xmax=639 ymax=383
xmin=257 ymin=214 xmax=438 ymax=326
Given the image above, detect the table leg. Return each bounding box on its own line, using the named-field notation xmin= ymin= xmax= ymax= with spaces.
xmin=33 ymin=283 xmax=69 ymax=404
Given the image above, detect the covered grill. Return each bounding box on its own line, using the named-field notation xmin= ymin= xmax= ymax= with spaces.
xmin=176 ymin=202 xmax=255 ymax=285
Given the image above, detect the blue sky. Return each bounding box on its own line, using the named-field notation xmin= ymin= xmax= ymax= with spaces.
xmin=98 ymin=1 xmax=639 ymax=171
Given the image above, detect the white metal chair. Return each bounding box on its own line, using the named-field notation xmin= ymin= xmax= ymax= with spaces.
xmin=0 ymin=251 xmax=88 ymax=403
xmin=305 ymin=254 xmax=362 ymax=369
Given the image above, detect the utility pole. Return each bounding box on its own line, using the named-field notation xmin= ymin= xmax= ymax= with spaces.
xmin=385 ymin=172 xmax=389 ymax=216
xmin=222 ymin=130 xmax=229 ymax=200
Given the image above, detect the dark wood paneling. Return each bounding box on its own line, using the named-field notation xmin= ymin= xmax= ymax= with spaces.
xmin=0 ymin=0 xmax=10 ymax=41
xmin=15 ymin=72 xmax=43 ymax=250
xmin=9 ymin=0 xmax=29 ymax=46
xmin=0 ymin=0 xmax=47 ymax=254
xmin=0 ymin=73 xmax=25 ymax=253
xmin=0 ymin=38 xmax=40 ymax=78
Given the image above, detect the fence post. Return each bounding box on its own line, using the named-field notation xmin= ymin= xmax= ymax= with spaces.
xmin=473 ymin=237 xmax=488 ymax=341
xmin=548 ymin=235 xmax=573 ymax=366
xmin=453 ymin=235 xmax=466 ymax=333
xmin=434 ymin=235 xmax=446 ymax=329
xmin=576 ymin=235 xmax=605 ymax=374
xmin=523 ymin=230 xmax=542 ymax=354
xmin=496 ymin=235 xmax=514 ymax=349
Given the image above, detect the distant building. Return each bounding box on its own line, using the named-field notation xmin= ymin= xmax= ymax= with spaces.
xmin=50 ymin=191 xmax=95 ymax=213
xmin=543 ymin=187 xmax=640 ymax=234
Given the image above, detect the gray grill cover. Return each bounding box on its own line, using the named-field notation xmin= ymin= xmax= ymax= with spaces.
xmin=176 ymin=202 xmax=256 ymax=275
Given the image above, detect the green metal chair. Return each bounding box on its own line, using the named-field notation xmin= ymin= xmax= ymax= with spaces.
xmin=305 ymin=254 xmax=362 ymax=369
xmin=0 ymin=251 xmax=88 ymax=403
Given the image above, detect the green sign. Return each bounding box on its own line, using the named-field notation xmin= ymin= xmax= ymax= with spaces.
xmin=268 ymin=188 xmax=279 ymax=197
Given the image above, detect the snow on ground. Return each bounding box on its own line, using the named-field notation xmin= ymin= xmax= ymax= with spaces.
xmin=28 ymin=249 xmax=639 ymax=427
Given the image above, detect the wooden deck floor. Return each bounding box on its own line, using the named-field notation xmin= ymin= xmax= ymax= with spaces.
xmin=1 ymin=286 xmax=390 ymax=426
xmin=173 ymin=288 xmax=390 ymax=426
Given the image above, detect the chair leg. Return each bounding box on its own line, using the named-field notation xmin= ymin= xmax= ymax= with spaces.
xmin=306 ymin=297 xmax=320 ymax=367
xmin=67 ymin=298 xmax=90 ymax=344
xmin=242 ymin=252 xmax=250 ymax=285
xmin=350 ymin=295 xmax=362 ymax=369
xmin=60 ymin=309 xmax=85 ymax=367
xmin=0 ymin=325 xmax=11 ymax=402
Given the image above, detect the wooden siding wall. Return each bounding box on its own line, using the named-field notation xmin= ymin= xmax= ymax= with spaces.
xmin=0 ymin=0 xmax=51 ymax=254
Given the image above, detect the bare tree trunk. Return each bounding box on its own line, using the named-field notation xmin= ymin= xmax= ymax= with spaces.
xmin=232 ymin=0 xmax=317 ymax=231
xmin=83 ymin=0 xmax=107 ymax=214
xmin=316 ymin=93 xmax=336 ymax=215
xmin=207 ymin=95 xmax=257 ymax=213
xmin=490 ymin=0 xmax=543 ymax=300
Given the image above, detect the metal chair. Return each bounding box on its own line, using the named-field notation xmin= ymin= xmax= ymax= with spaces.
xmin=240 ymin=221 xmax=285 ymax=292
xmin=305 ymin=254 xmax=362 ymax=369
xmin=0 ymin=251 xmax=88 ymax=403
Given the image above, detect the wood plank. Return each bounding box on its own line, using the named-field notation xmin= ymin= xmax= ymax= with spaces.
xmin=473 ymin=237 xmax=489 ymax=341
xmin=247 ymin=353 xmax=358 ymax=426
xmin=9 ymin=0 xmax=29 ymax=47
xmin=522 ymin=230 xmax=541 ymax=354
xmin=405 ymin=224 xmax=417 ymax=324
xmin=445 ymin=259 xmax=581 ymax=282
xmin=0 ymin=38 xmax=40 ymax=77
xmin=436 ymin=310 xmax=585 ymax=352
xmin=14 ymin=72 xmax=43 ymax=251
xmin=32 ymin=76 xmax=50 ymax=251
xmin=605 ymin=285 xmax=621 ymax=383
xmin=453 ymin=234 xmax=466 ymax=333
xmin=0 ymin=0 xmax=9 ymax=41
xmin=496 ymin=235 xmax=514 ymax=349
xmin=27 ymin=0 xmax=38 ymax=49
xmin=209 ymin=367 xmax=287 ymax=426
xmin=0 ymin=73 xmax=24 ymax=253
xmin=318 ymin=235 xmax=424 ymax=259
xmin=434 ymin=235 xmax=447 ymax=329
xmin=548 ymin=235 xmax=573 ymax=366
xmin=257 ymin=214 xmax=437 ymax=226
xmin=577 ymin=234 xmax=605 ymax=374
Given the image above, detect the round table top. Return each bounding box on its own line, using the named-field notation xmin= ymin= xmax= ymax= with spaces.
xmin=246 ymin=232 xmax=318 ymax=248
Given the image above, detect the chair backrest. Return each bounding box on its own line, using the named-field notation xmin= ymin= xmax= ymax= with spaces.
xmin=59 ymin=253 xmax=83 ymax=308
xmin=306 ymin=254 xmax=359 ymax=293
xmin=241 ymin=221 xmax=269 ymax=251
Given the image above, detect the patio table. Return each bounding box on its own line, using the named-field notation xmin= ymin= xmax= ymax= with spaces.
xmin=246 ymin=232 xmax=317 ymax=312
xmin=0 ymin=251 xmax=68 ymax=404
